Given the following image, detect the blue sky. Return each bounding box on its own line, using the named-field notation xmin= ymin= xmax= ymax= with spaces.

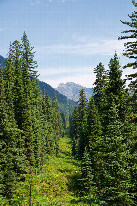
xmin=0 ymin=0 xmax=135 ymax=88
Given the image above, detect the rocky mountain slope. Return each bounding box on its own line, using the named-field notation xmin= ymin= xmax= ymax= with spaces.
xmin=0 ymin=55 xmax=5 ymax=68
xmin=56 ymin=82 xmax=93 ymax=102
xmin=38 ymin=81 xmax=77 ymax=119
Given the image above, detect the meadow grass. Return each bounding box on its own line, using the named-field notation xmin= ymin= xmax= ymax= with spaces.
xmin=1 ymin=136 xmax=99 ymax=205
xmin=37 ymin=136 xmax=99 ymax=205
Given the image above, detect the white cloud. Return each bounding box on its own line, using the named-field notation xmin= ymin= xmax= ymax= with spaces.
xmin=29 ymin=0 xmax=40 ymax=5
xmin=38 ymin=66 xmax=96 ymax=88
xmin=38 ymin=66 xmax=93 ymax=76
xmin=38 ymin=64 xmax=132 ymax=88
xmin=36 ymin=39 xmax=128 ymax=57
xmin=39 ymin=67 xmax=132 ymax=89
xmin=36 ymin=36 xmax=134 ymax=88
xmin=48 ymin=0 xmax=66 ymax=2
xmin=40 ymin=72 xmax=96 ymax=88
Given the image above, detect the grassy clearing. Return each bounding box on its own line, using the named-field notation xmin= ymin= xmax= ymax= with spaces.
xmin=39 ymin=136 xmax=99 ymax=205
xmin=1 ymin=136 xmax=99 ymax=205
xmin=42 ymin=136 xmax=82 ymax=205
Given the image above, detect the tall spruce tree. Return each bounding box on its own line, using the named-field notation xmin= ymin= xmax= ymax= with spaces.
xmin=44 ymin=94 xmax=57 ymax=155
xmin=118 ymin=0 xmax=137 ymax=91
xmin=77 ymin=88 xmax=87 ymax=159
xmin=118 ymin=2 xmax=137 ymax=199
xmin=101 ymin=53 xmax=127 ymax=129
xmin=52 ymin=95 xmax=63 ymax=140
xmin=108 ymin=53 xmax=125 ymax=96
xmin=81 ymin=97 xmax=102 ymax=194
xmin=93 ymin=62 xmax=108 ymax=109
xmin=95 ymin=54 xmax=134 ymax=205
xmin=119 ymin=1 xmax=137 ymax=123
xmin=70 ymin=106 xmax=80 ymax=156
xmin=10 ymin=40 xmax=24 ymax=129
xmin=1 ymin=56 xmax=26 ymax=203
xmin=97 ymin=100 xmax=133 ymax=205
xmin=52 ymin=95 xmax=63 ymax=155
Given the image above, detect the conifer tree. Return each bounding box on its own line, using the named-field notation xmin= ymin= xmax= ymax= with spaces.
xmin=52 ymin=95 xmax=63 ymax=155
xmin=10 ymin=40 xmax=24 ymax=129
xmin=108 ymin=53 xmax=125 ymax=96
xmin=87 ymin=97 xmax=102 ymax=150
xmin=97 ymin=100 xmax=133 ymax=205
xmin=81 ymin=97 xmax=102 ymax=194
xmin=21 ymin=32 xmax=41 ymax=168
xmin=44 ymin=94 xmax=56 ymax=155
xmin=119 ymin=1 xmax=137 ymax=124
xmin=3 ymin=50 xmax=16 ymax=124
xmin=77 ymin=89 xmax=87 ymax=159
xmin=70 ymin=106 xmax=80 ymax=156
xmin=93 ymin=62 xmax=108 ymax=110
xmin=1 ymin=62 xmax=26 ymax=203
xmin=20 ymin=44 xmax=35 ymax=167
xmin=118 ymin=1 xmax=137 ymax=93
xmin=95 ymin=54 xmax=134 ymax=204
xmin=40 ymin=89 xmax=53 ymax=160
xmin=101 ymin=53 xmax=128 ymax=129
xmin=81 ymin=147 xmax=93 ymax=193
xmin=118 ymin=3 xmax=137 ymax=199
xmin=53 ymin=95 xmax=63 ymax=140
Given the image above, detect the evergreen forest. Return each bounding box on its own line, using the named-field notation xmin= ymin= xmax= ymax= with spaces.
xmin=0 ymin=2 xmax=137 ymax=205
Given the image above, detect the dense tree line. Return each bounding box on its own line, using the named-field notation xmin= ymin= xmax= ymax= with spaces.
xmin=70 ymin=53 xmax=136 ymax=205
xmin=0 ymin=32 xmax=63 ymax=204
xmin=70 ymin=2 xmax=137 ymax=205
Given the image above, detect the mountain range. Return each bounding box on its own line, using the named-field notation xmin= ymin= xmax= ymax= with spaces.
xmin=56 ymin=82 xmax=93 ymax=102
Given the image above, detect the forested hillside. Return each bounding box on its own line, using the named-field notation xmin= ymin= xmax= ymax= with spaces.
xmin=38 ymin=80 xmax=77 ymax=121
xmin=0 ymin=55 xmax=77 ymax=123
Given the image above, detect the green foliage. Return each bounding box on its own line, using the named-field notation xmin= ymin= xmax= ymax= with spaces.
xmin=77 ymin=89 xmax=88 ymax=159
xmin=38 ymin=80 xmax=77 ymax=122
xmin=1 ymin=137 xmax=88 ymax=206
xmin=108 ymin=53 xmax=125 ymax=96
xmin=93 ymin=62 xmax=108 ymax=109
xmin=81 ymin=97 xmax=102 ymax=196
xmin=70 ymin=89 xmax=88 ymax=159
xmin=70 ymin=53 xmax=135 ymax=205
xmin=81 ymin=147 xmax=93 ymax=193
xmin=0 ymin=33 xmax=65 ymax=204
xmin=119 ymin=1 xmax=137 ymax=101
xmin=96 ymin=102 xmax=133 ymax=205
xmin=69 ymin=106 xmax=80 ymax=156
xmin=1 ymin=4 xmax=137 ymax=203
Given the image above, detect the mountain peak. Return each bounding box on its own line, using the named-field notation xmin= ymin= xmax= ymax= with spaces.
xmin=56 ymin=82 xmax=93 ymax=102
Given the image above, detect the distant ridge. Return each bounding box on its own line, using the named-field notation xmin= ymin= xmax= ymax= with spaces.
xmin=56 ymin=82 xmax=93 ymax=102
xmin=0 ymin=55 xmax=5 ymax=68
xmin=0 ymin=55 xmax=77 ymax=118
xmin=38 ymin=81 xmax=77 ymax=118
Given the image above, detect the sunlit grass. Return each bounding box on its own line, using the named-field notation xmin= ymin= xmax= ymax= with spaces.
xmin=42 ymin=136 xmax=82 ymax=205
xmin=2 ymin=136 xmax=99 ymax=205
